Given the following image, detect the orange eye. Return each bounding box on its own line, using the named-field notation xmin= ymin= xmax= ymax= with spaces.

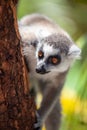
xmin=48 ymin=55 xmax=61 ymax=65
xmin=38 ymin=51 xmax=44 ymax=59
xmin=51 ymin=57 xmax=58 ymax=64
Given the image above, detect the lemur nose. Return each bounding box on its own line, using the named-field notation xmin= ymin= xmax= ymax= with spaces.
xmin=36 ymin=65 xmax=46 ymax=74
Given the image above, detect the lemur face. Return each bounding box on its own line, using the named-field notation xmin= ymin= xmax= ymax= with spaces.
xmin=35 ymin=34 xmax=81 ymax=74
xmin=36 ymin=44 xmax=60 ymax=74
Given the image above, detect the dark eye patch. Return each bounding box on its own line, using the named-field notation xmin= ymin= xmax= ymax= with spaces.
xmin=47 ymin=54 xmax=61 ymax=65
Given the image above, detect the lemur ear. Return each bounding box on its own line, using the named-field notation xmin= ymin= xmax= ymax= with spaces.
xmin=68 ymin=44 xmax=81 ymax=59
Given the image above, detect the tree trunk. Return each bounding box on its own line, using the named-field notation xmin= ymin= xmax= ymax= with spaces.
xmin=0 ymin=0 xmax=36 ymax=130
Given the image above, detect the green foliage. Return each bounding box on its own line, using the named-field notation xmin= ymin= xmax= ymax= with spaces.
xmin=62 ymin=34 xmax=87 ymax=130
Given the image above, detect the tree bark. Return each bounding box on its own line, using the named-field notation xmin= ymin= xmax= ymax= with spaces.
xmin=0 ymin=0 xmax=36 ymax=130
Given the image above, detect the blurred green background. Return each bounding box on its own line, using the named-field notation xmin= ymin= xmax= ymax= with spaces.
xmin=17 ymin=0 xmax=87 ymax=130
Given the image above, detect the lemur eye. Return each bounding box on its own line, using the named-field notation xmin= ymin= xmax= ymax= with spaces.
xmin=38 ymin=51 xmax=44 ymax=59
xmin=48 ymin=55 xmax=61 ymax=65
xmin=51 ymin=57 xmax=58 ymax=64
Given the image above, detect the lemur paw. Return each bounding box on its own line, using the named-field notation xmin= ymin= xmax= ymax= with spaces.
xmin=34 ymin=111 xmax=42 ymax=130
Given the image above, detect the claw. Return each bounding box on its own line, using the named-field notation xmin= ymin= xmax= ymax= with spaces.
xmin=34 ymin=111 xmax=42 ymax=130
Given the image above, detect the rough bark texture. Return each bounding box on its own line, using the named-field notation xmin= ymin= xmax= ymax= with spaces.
xmin=0 ymin=0 xmax=36 ymax=130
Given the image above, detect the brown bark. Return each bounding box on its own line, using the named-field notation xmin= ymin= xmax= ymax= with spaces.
xmin=0 ymin=0 xmax=36 ymax=130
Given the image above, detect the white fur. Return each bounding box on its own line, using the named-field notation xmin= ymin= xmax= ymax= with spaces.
xmin=68 ymin=44 xmax=81 ymax=59
xmin=19 ymin=26 xmax=36 ymax=44
xmin=43 ymin=44 xmax=59 ymax=57
xmin=35 ymin=28 xmax=51 ymax=40
xmin=19 ymin=25 xmax=53 ymax=45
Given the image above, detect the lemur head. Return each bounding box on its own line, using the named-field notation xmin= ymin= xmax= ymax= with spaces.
xmin=35 ymin=33 xmax=81 ymax=74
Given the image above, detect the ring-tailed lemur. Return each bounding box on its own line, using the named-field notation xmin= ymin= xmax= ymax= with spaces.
xmin=19 ymin=14 xmax=81 ymax=130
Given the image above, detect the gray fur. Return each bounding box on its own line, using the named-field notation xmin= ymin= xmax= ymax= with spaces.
xmin=41 ymin=33 xmax=73 ymax=54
